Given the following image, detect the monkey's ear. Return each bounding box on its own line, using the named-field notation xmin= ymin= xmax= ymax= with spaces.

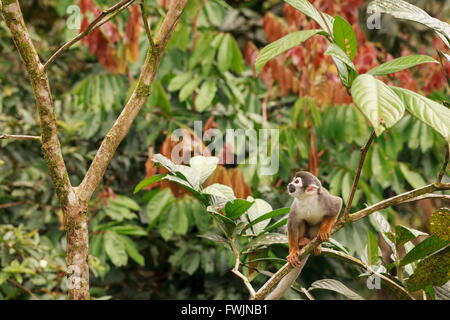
xmin=305 ymin=185 xmax=319 ymax=194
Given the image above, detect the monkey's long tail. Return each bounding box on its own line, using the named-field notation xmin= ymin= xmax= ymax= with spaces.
xmin=264 ymin=255 xmax=310 ymax=300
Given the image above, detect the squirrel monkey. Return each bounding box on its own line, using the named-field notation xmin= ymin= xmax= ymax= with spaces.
xmin=265 ymin=171 xmax=342 ymax=299
xmin=286 ymin=171 xmax=343 ymax=267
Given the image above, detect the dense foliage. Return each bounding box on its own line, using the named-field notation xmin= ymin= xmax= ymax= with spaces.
xmin=0 ymin=0 xmax=449 ymax=300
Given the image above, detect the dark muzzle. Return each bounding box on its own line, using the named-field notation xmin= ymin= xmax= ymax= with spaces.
xmin=288 ymin=184 xmax=296 ymax=193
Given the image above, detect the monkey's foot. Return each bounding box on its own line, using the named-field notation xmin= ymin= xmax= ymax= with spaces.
xmin=313 ymin=244 xmax=322 ymax=256
xmin=318 ymin=230 xmax=331 ymax=242
xmin=298 ymin=237 xmax=311 ymax=246
xmin=287 ymin=251 xmax=302 ymax=268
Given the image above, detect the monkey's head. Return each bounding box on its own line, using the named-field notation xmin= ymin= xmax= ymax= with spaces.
xmin=287 ymin=171 xmax=321 ymax=198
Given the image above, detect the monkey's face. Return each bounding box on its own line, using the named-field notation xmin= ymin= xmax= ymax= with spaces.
xmin=287 ymin=175 xmax=320 ymax=198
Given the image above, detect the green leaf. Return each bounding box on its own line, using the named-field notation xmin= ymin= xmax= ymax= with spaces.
xmin=202 ymin=184 xmax=235 ymax=201
xmin=333 ymin=15 xmax=357 ymax=60
xmin=371 ymin=212 xmax=391 ymax=233
xmin=224 ymin=199 xmax=255 ymax=220
xmin=341 ymin=172 xmax=351 ymax=206
xmin=332 ymin=55 xmax=358 ymax=88
xmin=260 ymin=218 xmax=288 ymax=235
xmin=399 ymin=163 xmax=426 ymax=189
xmin=198 ymin=233 xmax=229 ymax=245
xmin=367 ymin=230 xmax=379 ymax=265
xmin=244 ymin=198 xmax=273 ymax=235
xmin=217 ymin=34 xmax=232 ymax=72
xmin=145 ymin=188 xmax=174 ymax=227
xmin=255 ymin=30 xmax=321 ymax=75
xmin=109 ymin=225 xmax=147 ymax=236
xmin=153 ymin=81 xmax=171 ymax=114
xmin=351 ymin=74 xmax=405 ymax=136
xmin=168 ymin=72 xmax=192 ymax=91
xmin=400 ymin=235 xmax=449 ymax=266
xmin=284 ymin=0 xmax=334 ymax=34
xmin=118 ymin=235 xmax=145 ymax=266
xmin=325 ymin=43 xmax=355 ymax=69
xmin=390 ymin=86 xmax=450 ymax=141
xmin=134 ymin=174 xmax=167 ymax=194
xmin=242 ymin=207 xmax=290 ymax=234
xmin=181 ymin=252 xmax=200 ymax=275
xmin=367 ymin=55 xmax=438 ymax=76
xmin=229 ymin=35 xmax=244 ymax=74
xmin=208 ymin=209 xmax=237 ymax=236
xmin=309 ymin=279 xmax=365 ymax=300
xmin=152 ymin=153 xmax=179 ymax=172
xmin=173 ymin=203 xmax=189 ymax=235
xmin=406 ymin=248 xmax=450 ymax=291
xmin=152 ymin=154 xmax=201 ymax=190
xmin=179 ymin=77 xmax=202 ymax=102
xmin=245 ymin=233 xmax=288 ymax=251
xmin=195 ymin=80 xmax=217 ymax=112
xmin=109 ymin=195 xmax=140 ymax=211
xmin=189 ymin=156 xmax=219 ymax=185
xmin=395 ymin=225 xmax=418 ymax=246
xmin=106 ymin=201 xmax=136 ymax=222
xmin=104 ymin=232 xmax=128 ymax=267
xmin=430 ymin=208 xmax=450 ymax=241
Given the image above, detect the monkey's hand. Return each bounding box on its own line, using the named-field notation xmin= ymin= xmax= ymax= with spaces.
xmin=318 ymin=216 xmax=337 ymax=242
xmin=287 ymin=249 xmax=302 ymax=268
xmin=317 ymin=229 xmax=331 ymax=242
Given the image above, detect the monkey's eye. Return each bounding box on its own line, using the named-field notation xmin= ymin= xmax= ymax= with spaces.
xmin=294 ymin=179 xmax=300 ymax=184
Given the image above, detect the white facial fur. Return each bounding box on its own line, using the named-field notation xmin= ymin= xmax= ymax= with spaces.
xmin=287 ymin=177 xmax=319 ymax=199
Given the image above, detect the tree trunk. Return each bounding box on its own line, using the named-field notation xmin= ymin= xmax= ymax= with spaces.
xmin=65 ymin=200 xmax=90 ymax=300
xmin=1 ymin=0 xmax=189 ymax=299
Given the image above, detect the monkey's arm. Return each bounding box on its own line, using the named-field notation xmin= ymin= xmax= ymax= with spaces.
xmin=317 ymin=215 xmax=338 ymax=241
xmin=286 ymin=215 xmax=305 ymax=268
xmin=318 ymin=196 xmax=342 ymax=242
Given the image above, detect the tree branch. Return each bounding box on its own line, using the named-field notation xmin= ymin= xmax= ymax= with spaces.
xmin=343 ymin=131 xmax=376 ymax=220
xmin=349 ymin=182 xmax=450 ymax=222
xmin=402 ymin=193 xmax=450 ymax=203
xmin=252 ymin=182 xmax=450 ymax=300
xmin=77 ymin=0 xmax=189 ymax=203
xmin=230 ymin=243 xmax=256 ymax=298
xmin=1 ymin=0 xmax=73 ymax=209
xmin=0 ymin=134 xmax=41 ymax=141
xmin=7 ymin=279 xmax=39 ymax=300
xmin=140 ymin=1 xmax=156 ymax=54
xmin=43 ymin=0 xmax=136 ymax=70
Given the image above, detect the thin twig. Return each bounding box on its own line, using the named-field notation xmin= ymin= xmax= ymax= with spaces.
xmin=231 ymin=243 xmax=256 ymax=298
xmin=44 ymin=0 xmax=135 ymax=70
xmin=349 ymin=182 xmax=450 ymax=222
xmin=0 ymin=201 xmax=26 ymax=209
xmin=437 ymin=144 xmax=449 ymax=182
xmin=0 ymin=134 xmax=41 ymax=141
xmin=140 ymin=1 xmax=156 ymax=55
xmin=402 ymin=193 xmax=450 ymax=203
xmin=7 ymin=279 xmax=39 ymax=300
xmin=343 ymin=131 xmax=376 ymax=220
